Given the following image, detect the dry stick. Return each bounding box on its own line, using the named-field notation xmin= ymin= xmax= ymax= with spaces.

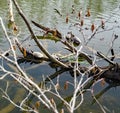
xmin=97 ymin=51 xmax=115 ymax=66
xmin=12 ymin=0 xmax=68 ymax=68
xmin=85 ymin=25 xmax=101 ymax=45
xmin=110 ymin=48 xmax=115 ymax=61
xmin=8 ymin=0 xmax=14 ymax=22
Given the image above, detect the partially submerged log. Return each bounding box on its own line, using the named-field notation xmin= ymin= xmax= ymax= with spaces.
xmin=100 ymin=64 xmax=120 ymax=83
xmin=32 ymin=20 xmax=93 ymax=65
xmin=16 ymin=39 xmax=120 ymax=84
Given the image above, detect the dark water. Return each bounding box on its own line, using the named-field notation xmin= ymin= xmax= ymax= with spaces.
xmin=0 ymin=0 xmax=120 ymax=113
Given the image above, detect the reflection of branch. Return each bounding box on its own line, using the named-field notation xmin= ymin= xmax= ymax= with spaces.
xmin=107 ymin=32 xmax=118 ymax=56
xmin=92 ymin=85 xmax=112 ymax=105
xmin=91 ymin=89 xmax=106 ymax=113
xmin=0 ymin=82 xmax=38 ymax=113
xmin=12 ymin=0 xmax=69 ymax=69
xmin=45 ymin=69 xmax=68 ymax=83
xmin=97 ymin=27 xmax=114 ymax=34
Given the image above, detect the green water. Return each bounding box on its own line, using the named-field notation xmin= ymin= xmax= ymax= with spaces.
xmin=0 ymin=0 xmax=120 ymax=113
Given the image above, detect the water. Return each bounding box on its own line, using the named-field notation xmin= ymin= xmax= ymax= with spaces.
xmin=0 ymin=0 xmax=120 ymax=113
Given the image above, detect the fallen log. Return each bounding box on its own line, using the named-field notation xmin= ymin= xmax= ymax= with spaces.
xmin=16 ymin=43 xmax=120 ymax=84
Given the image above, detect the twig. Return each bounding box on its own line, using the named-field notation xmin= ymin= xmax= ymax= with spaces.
xmin=92 ymin=94 xmax=106 ymax=113
xmin=8 ymin=0 xmax=14 ymax=22
xmin=85 ymin=25 xmax=101 ymax=45
xmin=97 ymin=51 xmax=115 ymax=65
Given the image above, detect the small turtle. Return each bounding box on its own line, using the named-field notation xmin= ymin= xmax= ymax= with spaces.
xmin=33 ymin=52 xmax=44 ymax=59
xmin=66 ymin=32 xmax=81 ymax=46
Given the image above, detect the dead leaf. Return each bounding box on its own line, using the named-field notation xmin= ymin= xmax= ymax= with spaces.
xmin=101 ymin=20 xmax=105 ymax=29
xmin=85 ymin=8 xmax=91 ymax=17
xmin=66 ymin=15 xmax=69 ymax=23
xmin=91 ymin=23 xmax=95 ymax=32
xmin=13 ymin=45 xmax=16 ymax=50
xmin=55 ymin=83 xmax=60 ymax=90
xmin=100 ymin=78 xmax=106 ymax=87
xmin=60 ymin=109 xmax=64 ymax=113
xmin=80 ymin=19 xmax=84 ymax=26
xmin=64 ymin=81 xmax=68 ymax=90
xmin=35 ymin=101 xmax=40 ymax=109
xmin=23 ymin=48 xmax=27 ymax=57
xmin=50 ymin=98 xmax=55 ymax=106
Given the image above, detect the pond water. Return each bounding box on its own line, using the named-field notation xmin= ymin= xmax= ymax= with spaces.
xmin=0 ymin=0 xmax=120 ymax=113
